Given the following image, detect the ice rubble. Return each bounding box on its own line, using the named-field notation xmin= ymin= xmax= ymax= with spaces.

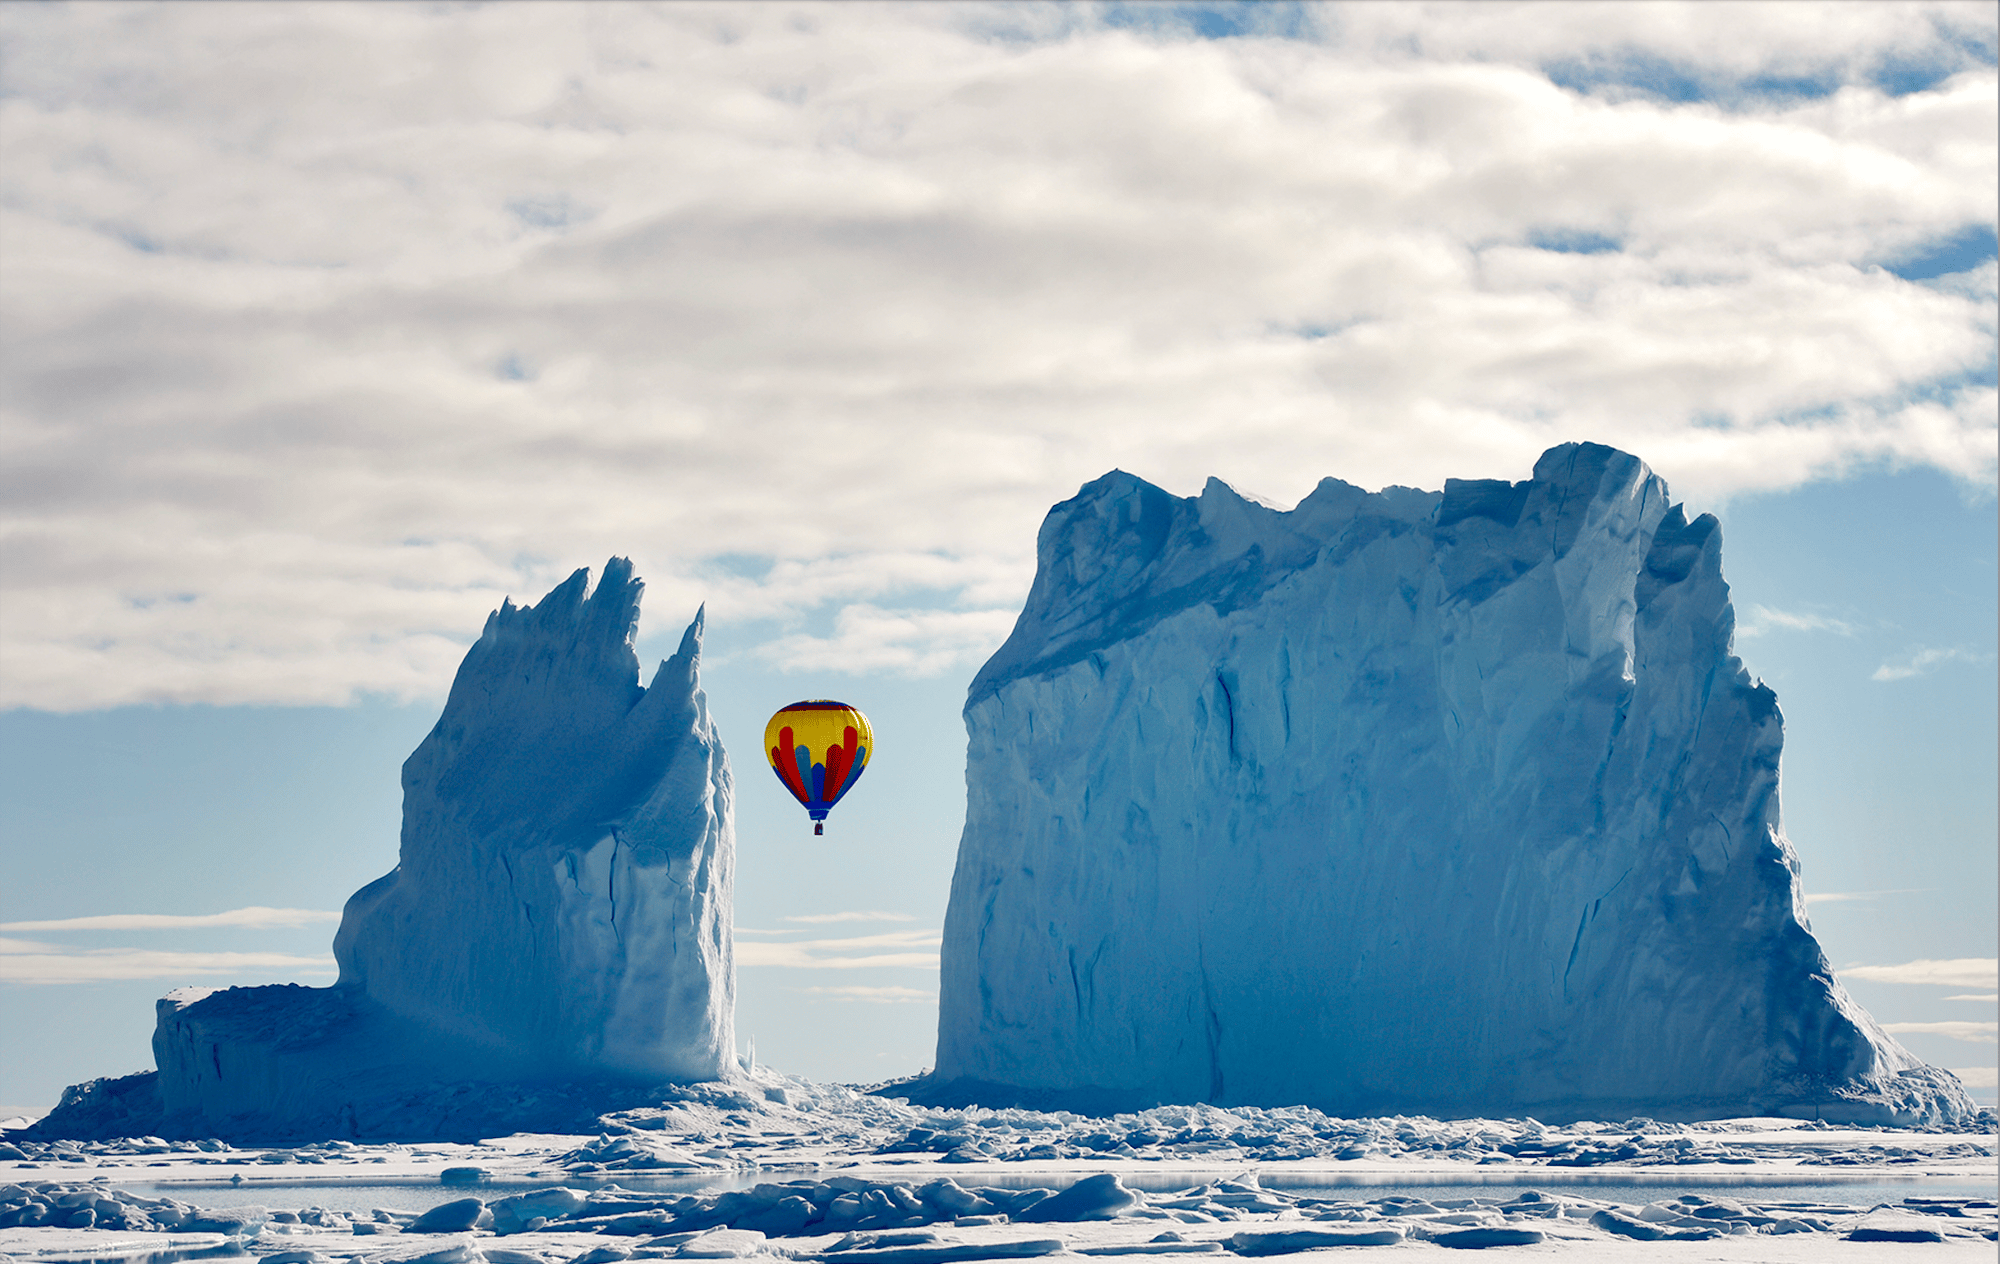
xmin=34 ymin=560 xmax=736 ymax=1141
xmin=6 ymin=1079 xmax=1995 ymax=1255
xmin=4 ymin=1170 xmax=1996 ymax=1255
xmin=921 ymin=442 xmax=1973 ymax=1125
xmin=9 ymin=1071 xmax=1994 ymax=1170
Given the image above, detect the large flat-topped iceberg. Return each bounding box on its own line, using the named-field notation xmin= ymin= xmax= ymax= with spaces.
xmin=38 ymin=559 xmax=736 ymax=1140
xmin=924 ymin=443 xmax=1972 ymax=1125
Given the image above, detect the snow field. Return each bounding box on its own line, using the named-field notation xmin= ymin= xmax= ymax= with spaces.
xmin=3 ymin=1079 xmax=1993 ymax=1260
xmin=1 ymin=1170 xmax=1993 ymax=1261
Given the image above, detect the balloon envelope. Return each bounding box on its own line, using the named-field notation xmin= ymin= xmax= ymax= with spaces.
xmin=765 ymin=700 xmax=872 ymax=832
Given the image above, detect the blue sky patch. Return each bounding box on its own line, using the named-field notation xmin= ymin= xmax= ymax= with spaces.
xmin=1884 ymin=224 xmax=1999 ymax=282
xmin=1738 ymin=70 xmax=1843 ymax=101
xmin=1526 ymin=228 xmax=1622 ymax=256
xmin=702 ymin=553 xmax=778 ymax=582
xmin=1546 ymin=34 xmax=1994 ymax=107
xmin=1873 ymin=18 xmax=2000 ymax=95
xmin=1895 ymin=365 xmax=2000 ymax=407
xmin=1269 ymin=317 xmax=1364 ymax=341
xmin=1544 ymin=52 xmax=1714 ymax=104
xmin=1872 ymin=59 xmax=1969 ymax=98
xmin=1096 ymin=1 xmax=1317 ymax=42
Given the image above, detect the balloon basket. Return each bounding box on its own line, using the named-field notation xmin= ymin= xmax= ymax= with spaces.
xmin=814 ymin=822 xmax=823 ymax=836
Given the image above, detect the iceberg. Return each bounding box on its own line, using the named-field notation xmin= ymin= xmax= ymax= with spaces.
xmin=918 ymin=443 xmax=1972 ymax=1125
xmin=327 ymin=557 xmax=734 ymax=1084
xmin=35 ymin=559 xmax=736 ymax=1140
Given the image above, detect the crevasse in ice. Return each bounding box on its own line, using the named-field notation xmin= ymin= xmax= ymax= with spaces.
xmin=923 ymin=443 xmax=1972 ymax=1125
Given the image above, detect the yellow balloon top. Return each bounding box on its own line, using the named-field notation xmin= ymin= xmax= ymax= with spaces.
xmin=764 ymin=700 xmax=873 ymax=832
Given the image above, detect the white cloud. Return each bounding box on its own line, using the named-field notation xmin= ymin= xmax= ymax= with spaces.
xmin=1946 ymin=994 xmax=1999 ymax=1003
xmin=1734 ymin=604 xmax=1859 ymax=640
xmin=1950 ymin=1066 xmax=1999 ymax=1087
xmin=1880 ymin=1021 xmax=1999 ymax=1043
xmin=754 ymin=606 xmax=1019 ymax=678
xmin=0 ymin=947 xmax=336 ymax=985
xmin=0 ymin=907 xmax=341 ymax=932
xmin=735 ymin=928 xmax=941 ymax=970
xmin=1841 ymin=958 xmax=2000 ymax=988
xmin=1872 ymin=645 xmax=1985 ymax=681
xmin=0 ymin=912 xmax=342 ymax=983
xmin=1 ymin=3 xmax=1994 ymax=710
xmin=782 ymin=911 xmax=918 ymax=924
xmin=802 ymin=985 xmax=936 ymax=1004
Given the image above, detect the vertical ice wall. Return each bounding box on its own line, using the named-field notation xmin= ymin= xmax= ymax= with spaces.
xmin=332 ymin=558 xmax=735 ymax=1082
xmin=129 ymin=559 xmax=735 ymax=1138
xmin=929 ymin=443 xmax=1971 ymax=1124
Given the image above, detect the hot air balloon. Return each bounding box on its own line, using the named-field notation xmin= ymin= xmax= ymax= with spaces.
xmin=765 ymin=700 xmax=872 ymax=835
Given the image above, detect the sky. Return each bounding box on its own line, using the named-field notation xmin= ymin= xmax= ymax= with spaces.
xmin=0 ymin=0 xmax=1994 ymax=1119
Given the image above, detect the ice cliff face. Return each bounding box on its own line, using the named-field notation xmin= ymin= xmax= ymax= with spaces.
xmin=138 ymin=560 xmax=735 ymax=1138
xmin=331 ymin=558 xmax=734 ymax=1082
xmin=928 ymin=443 xmax=1971 ymax=1125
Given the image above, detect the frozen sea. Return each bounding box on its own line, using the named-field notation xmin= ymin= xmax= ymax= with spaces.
xmin=3 ymin=1072 xmax=1993 ymax=1261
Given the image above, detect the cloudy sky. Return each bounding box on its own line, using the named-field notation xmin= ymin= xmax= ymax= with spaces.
xmin=1 ymin=1 xmax=1994 ymax=1117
